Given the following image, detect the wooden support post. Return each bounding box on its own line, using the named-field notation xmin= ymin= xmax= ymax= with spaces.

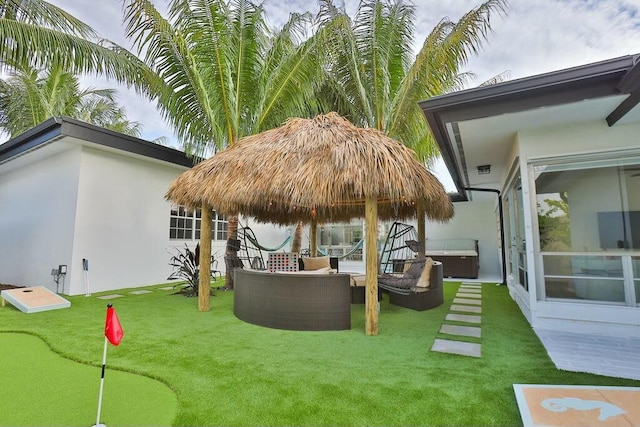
xmin=310 ymin=217 xmax=318 ymax=257
xmin=417 ymin=201 xmax=426 ymax=257
xmin=198 ymin=204 xmax=212 ymax=312
xmin=365 ymin=197 xmax=378 ymax=336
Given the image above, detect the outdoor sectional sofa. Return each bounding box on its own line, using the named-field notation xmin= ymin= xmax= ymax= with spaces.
xmin=233 ymin=268 xmax=351 ymax=331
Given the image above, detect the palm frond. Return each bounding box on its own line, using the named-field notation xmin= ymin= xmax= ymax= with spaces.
xmin=478 ymin=70 xmax=511 ymax=86
xmin=317 ymin=0 xmax=374 ymax=126
xmin=0 ymin=61 xmax=142 ymax=138
xmin=385 ymin=0 xmax=507 ymax=162
xmin=0 ymin=0 xmax=95 ymax=37
xmin=0 ymin=19 xmax=155 ymax=95
xmin=124 ymin=0 xmax=220 ymax=157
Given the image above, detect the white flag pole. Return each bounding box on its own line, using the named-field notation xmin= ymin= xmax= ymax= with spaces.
xmin=94 ymin=336 xmax=109 ymax=427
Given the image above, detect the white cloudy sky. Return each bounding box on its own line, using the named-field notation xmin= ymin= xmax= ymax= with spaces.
xmin=39 ymin=0 xmax=640 ymax=187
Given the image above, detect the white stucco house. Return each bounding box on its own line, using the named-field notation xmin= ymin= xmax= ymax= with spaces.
xmin=0 ymin=117 xmax=289 ymax=295
xmin=420 ymin=54 xmax=640 ymax=337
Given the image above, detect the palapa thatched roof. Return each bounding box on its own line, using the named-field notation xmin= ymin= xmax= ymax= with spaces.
xmin=166 ymin=112 xmax=453 ymax=225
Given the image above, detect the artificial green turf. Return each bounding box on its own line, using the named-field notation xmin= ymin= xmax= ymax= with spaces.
xmin=0 ymin=332 xmax=177 ymax=426
xmin=1 ymin=281 xmax=639 ymax=426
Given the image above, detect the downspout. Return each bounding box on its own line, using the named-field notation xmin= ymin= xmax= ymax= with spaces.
xmin=463 ymin=187 xmax=507 ymax=286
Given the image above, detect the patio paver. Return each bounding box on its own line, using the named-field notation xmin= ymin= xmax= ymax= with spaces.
xmin=440 ymin=324 xmax=481 ymax=338
xmin=446 ymin=313 xmax=481 ymax=324
xmin=453 ymin=298 xmax=482 ymax=305
xmin=97 ymin=294 xmax=124 ymax=300
xmin=129 ymin=290 xmax=153 ymax=295
xmin=456 ymin=292 xmax=481 ymax=299
xmin=450 ymin=304 xmax=481 ymax=313
xmin=458 ymin=288 xmax=481 ymax=293
xmin=431 ymin=338 xmax=481 ymax=357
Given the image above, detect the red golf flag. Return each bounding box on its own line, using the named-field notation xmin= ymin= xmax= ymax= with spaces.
xmin=104 ymin=304 xmax=124 ymax=346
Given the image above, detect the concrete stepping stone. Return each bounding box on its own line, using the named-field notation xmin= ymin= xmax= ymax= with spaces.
xmin=446 ymin=313 xmax=481 ymax=324
xmin=440 ymin=324 xmax=482 ymax=338
xmin=453 ymin=298 xmax=481 ymax=305
xmin=128 ymin=290 xmax=153 ymax=295
xmin=461 ymin=282 xmax=481 ymax=286
xmin=450 ymin=304 xmax=481 ymax=313
xmin=456 ymin=293 xmax=481 ymax=299
xmin=97 ymin=294 xmax=124 ymax=300
xmin=158 ymin=286 xmax=174 ymax=290
xmin=459 ymin=288 xmax=481 ymax=293
xmin=432 ymin=338 xmax=481 ymax=357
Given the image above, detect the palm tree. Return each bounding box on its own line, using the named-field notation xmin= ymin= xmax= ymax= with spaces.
xmin=0 ymin=0 xmax=156 ymax=96
xmin=122 ymin=0 xmax=331 ymax=307
xmin=0 ymin=62 xmax=141 ymax=138
xmin=317 ymin=0 xmax=507 ymax=163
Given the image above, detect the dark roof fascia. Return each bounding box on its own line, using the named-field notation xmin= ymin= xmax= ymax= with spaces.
xmin=420 ymin=55 xmax=635 ymax=124
xmin=423 ymin=111 xmax=468 ymax=202
xmin=0 ymin=117 xmax=63 ymax=163
xmin=0 ymin=116 xmax=194 ymax=167
xmin=617 ymin=54 xmax=640 ymax=93
xmin=420 ymin=54 xmax=638 ymax=200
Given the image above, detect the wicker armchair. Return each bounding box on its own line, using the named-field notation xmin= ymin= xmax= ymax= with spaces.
xmin=379 ymin=259 xmax=444 ymax=311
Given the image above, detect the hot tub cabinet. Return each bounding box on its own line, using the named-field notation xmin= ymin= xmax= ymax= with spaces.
xmin=425 ymin=239 xmax=479 ymax=279
xmin=233 ymin=268 xmax=351 ymax=331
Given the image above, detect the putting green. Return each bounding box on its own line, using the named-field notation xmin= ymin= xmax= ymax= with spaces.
xmin=0 ymin=332 xmax=177 ymax=427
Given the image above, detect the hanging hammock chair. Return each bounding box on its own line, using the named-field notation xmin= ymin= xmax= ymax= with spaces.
xmin=379 ymin=222 xmax=422 ymax=274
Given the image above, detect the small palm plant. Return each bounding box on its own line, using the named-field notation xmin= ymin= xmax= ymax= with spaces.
xmin=167 ymin=243 xmax=200 ymax=296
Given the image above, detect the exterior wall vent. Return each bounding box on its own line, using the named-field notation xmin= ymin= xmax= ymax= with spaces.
xmin=477 ymin=164 xmax=491 ymax=174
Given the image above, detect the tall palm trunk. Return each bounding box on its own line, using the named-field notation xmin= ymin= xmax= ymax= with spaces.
xmin=224 ymin=215 xmax=239 ymax=289
xmin=290 ymin=222 xmax=304 ymax=254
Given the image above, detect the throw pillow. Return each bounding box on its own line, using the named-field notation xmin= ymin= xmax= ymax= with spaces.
xmin=415 ymin=257 xmax=434 ymax=288
xmin=302 ymin=256 xmax=331 ymax=270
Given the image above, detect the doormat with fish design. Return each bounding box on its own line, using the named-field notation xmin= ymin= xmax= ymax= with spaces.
xmin=513 ymin=384 xmax=640 ymax=427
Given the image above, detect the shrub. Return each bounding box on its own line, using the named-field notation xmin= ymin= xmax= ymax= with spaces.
xmin=167 ymin=243 xmax=200 ymax=296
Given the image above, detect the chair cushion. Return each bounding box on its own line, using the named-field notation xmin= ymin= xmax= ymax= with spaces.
xmin=301 ymin=266 xmax=333 ymax=275
xmin=302 ymin=256 xmax=331 ymax=270
xmin=379 ymin=274 xmax=416 ymax=288
xmin=350 ymin=274 xmax=366 ymax=287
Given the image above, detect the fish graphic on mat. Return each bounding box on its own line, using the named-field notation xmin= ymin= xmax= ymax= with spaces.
xmin=542 ymin=397 xmax=625 ymax=421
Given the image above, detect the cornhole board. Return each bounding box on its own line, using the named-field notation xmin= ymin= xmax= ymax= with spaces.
xmin=1 ymin=286 xmax=71 ymax=313
xmin=514 ymin=384 xmax=640 ymax=427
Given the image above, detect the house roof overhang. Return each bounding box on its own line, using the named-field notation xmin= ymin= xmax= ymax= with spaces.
xmin=0 ymin=116 xmax=194 ymax=168
xmin=420 ymin=54 xmax=640 ymax=202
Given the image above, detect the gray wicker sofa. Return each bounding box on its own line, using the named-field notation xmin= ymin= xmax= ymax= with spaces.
xmin=385 ymin=261 xmax=444 ymax=311
xmin=233 ymin=268 xmax=351 ymax=331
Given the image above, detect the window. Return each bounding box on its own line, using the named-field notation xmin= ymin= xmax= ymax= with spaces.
xmin=533 ymin=153 xmax=640 ymax=304
xmin=170 ymin=205 xmax=228 ymax=241
xmin=169 ymin=205 xmax=193 ymax=239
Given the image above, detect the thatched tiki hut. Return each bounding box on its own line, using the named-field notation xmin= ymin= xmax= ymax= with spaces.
xmin=167 ymin=112 xmax=453 ymax=335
